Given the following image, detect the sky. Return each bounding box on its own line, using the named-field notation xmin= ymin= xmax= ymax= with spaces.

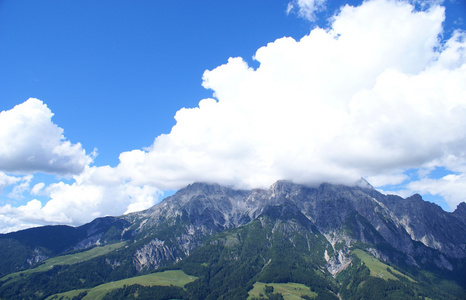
xmin=0 ymin=0 xmax=465 ymax=233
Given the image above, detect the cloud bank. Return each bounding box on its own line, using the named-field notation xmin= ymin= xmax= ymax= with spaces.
xmin=0 ymin=165 xmax=162 ymax=233
xmin=0 ymin=0 xmax=465 ymax=232
xmin=119 ymin=0 xmax=465 ymax=193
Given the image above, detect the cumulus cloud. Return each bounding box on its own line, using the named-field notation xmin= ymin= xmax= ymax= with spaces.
xmin=43 ymin=166 xmax=162 ymax=222
xmin=0 ymin=200 xmax=45 ymax=233
xmin=115 ymin=0 xmax=465 ymax=207
xmin=0 ymin=98 xmax=93 ymax=176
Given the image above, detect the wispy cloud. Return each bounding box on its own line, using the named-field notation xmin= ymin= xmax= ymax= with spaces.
xmin=286 ymin=0 xmax=327 ymax=21
xmin=0 ymin=172 xmax=21 ymax=193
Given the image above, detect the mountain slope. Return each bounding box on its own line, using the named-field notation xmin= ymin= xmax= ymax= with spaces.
xmin=0 ymin=181 xmax=465 ymax=299
xmin=0 ymin=216 xmax=129 ymax=277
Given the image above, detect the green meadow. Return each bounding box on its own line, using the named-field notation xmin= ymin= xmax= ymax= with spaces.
xmin=1 ymin=242 xmax=126 ymax=282
xmin=248 ymin=282 xmax=317 ymax=299
xmin=352 ymin=249 xmax=415 ymax=282
xmin=46 ymin=270 xmax=197 ymax=300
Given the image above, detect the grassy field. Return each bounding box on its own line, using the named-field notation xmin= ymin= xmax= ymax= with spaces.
xmin=352 ymin=249 xmax=415 ymax=282
xmin=46 ymin=270 xmax=197 ymax=300
xmin=248 ymin=282 xmax=317 ymax=300
xmin=1 ymin=242 xmax=126 ymax=282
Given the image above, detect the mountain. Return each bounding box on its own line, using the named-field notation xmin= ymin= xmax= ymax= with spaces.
xmin=1 ymin=181 xmax=466 ymax=299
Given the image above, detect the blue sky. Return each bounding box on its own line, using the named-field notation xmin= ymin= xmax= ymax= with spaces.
xmin=0 ymin=0 xmax=465 ymax=233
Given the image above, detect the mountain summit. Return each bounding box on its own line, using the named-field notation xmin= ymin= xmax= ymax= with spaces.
xmin=1 ymin=181 xmax=465 ymax=299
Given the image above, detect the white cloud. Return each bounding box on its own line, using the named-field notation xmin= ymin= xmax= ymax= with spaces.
xmin=0 ymin=200 xmax=45 ymax=233
xmin=115 ymin=0 xmax=466 ymax=202
xmin=287 ymin=0 xmax=443 ymax=22
xmin=8 ymin=175 xmax=33 ymax=199
xmin=0 ymin=172 xmax=21 ymax=192
xmin=31 ymin=182 xmax=45 ymax=195
xmin=287 ymin=0 xmax=327 ymax=21
xmin=365 ymin=172 xmax=409 ymax=187
xmin=0 ymin=165 xmax=163 ymax=233
xmin=42 ymin=166 xmax=162 ymax=224
xmin=0 ymin=98 xmax=93 ymax=176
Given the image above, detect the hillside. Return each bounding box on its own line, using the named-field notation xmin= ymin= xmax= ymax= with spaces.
xmin=0 ymin=181 xmax=465 ymax=299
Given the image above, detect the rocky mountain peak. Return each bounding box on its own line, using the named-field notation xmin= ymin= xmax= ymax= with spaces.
xmin=354 ymin=177 xmax=374 ymax=190
xmin=455 ymin=202 xmax=466 ymax=214
xmin=453 ymin=201 xmax=466 ymax=224
xmin=406 ymin=193 xmax=423 ymax=201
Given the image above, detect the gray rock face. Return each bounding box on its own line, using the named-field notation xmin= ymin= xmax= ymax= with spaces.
xmin=121 ymin=180 xmax=466 ymax=274
xmin=453 ymin=202 xmax=466 ymax=225
xmin=377 ymin=193 xmax=466 ymax=258
xmin=26 ymin=248 xmax=48 ymax=266
xmin=133 ymin=238 xmax=183 ymax=271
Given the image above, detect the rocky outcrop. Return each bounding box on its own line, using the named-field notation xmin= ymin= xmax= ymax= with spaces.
xmin=133 ymin=238 xmax=183 ymax=271
xmin=26 ymin=248 xmax=48 ymax=266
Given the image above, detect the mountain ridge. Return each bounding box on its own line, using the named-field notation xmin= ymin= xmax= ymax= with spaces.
xmin=1 ymin=180 xmax=466 ymax=299
xmin=120 ymin=180 xmax=466 ymax=274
